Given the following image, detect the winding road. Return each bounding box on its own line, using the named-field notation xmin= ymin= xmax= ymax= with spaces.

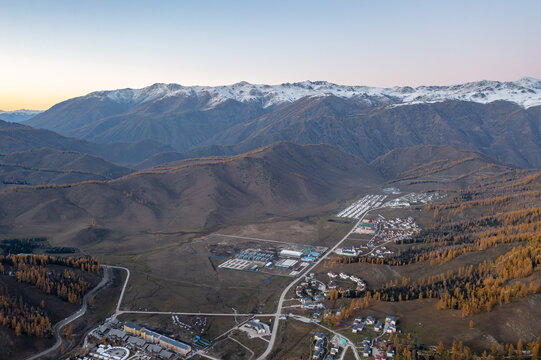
xmin=26 ymin=265 xmax=112 ymax=360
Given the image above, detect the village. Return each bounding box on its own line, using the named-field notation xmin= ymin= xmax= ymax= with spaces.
xmin=76 ymin=192 xmax=417 ymax=360
xmin=334 ymin=214 xmax=421 ymax=258
xmin=307 ymin=314 xmax=397 ymax=360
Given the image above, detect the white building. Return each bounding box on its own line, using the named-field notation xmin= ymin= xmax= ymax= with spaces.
xmin=280 ymin=249 xmax=303 ymax=258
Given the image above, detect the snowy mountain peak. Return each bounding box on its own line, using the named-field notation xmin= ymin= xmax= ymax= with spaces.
xmin=86 ymin=78 xmax=541 ymax=109
xmin=0 ymin=109 xmax=43 ymax=123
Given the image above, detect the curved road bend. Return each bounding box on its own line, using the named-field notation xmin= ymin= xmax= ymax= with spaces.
xmin=107 ymin=265 xmax=130 ymax=317
xmin=26 ymin=265 xmax=112 ymax=360
xmin=257 ymin=209 xmax=375 ymax=360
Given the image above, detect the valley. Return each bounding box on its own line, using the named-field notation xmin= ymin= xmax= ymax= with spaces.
xmin=3 ymin=2 xmax=541 ymax=359
xmin=0 ymin=79 xmax=539 ymax=360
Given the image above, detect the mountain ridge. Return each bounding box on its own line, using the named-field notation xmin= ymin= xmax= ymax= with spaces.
xmin=0 ymin=142 xmax=383 ymax=235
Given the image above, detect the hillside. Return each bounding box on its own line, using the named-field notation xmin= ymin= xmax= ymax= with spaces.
xmin=26 ymin=85 xmax=272 ymax=150
xmin=0 ymin=110 xmax=42 ymax=123
xmin=23 ymin=79 xmax=541 ymax=168
xmin=0 ymin=142 xmax=383 ymax=237
xmin=205 ymin=99 xmax=541 ymax=168
xmin=369 ymin=145 xmax=513 ymax=180
xmin=0 ymin=119 xmax=173 ymax=166
xmin=0 ymin=148 xmax=133 ymax=188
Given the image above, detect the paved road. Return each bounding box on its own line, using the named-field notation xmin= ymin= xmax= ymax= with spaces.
xmin=26 ymin=265 xmax=111 ymax=360
xmin=256 ymin=206 xmax=375 ymax=360
xmin=117 ymin=310 xmax=276 ymax=317
xmin=108 ymin=265 xmax=130 ymax=317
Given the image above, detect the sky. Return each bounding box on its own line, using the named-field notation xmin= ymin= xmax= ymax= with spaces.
xmin=1 ymin=0 xmax=540 ymax=110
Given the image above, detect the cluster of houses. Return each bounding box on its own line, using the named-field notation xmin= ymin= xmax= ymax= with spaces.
xmin=352 ymin=315 xmax=397 ymax=335
xmin=383 ymin=192 xmax=444 ymax=208
xmin=327 ymin=272 xmax=366 ymax=291
xmin=355 ymin=219 xmax=376 ymax=234
xmin=312 ymin=332 xmax=341 ymax=360
xmin=366 ymin=340 xmax=395 ymax=359
xmin=377 ymin=216 xmax=420 ymax=240
xmin=296 ymin=273 xmax=327 ymax=309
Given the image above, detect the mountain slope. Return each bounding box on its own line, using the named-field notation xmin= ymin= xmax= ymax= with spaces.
xmin=24 ymin=78 xmax=541 ymax=152
xmin=26 ymin=84 xmax=274 ymax=150
xmin=0 ymin=148 xmax=133 ymax=188
xmin=0 ymin=110 xmax=42 ymax=123
xmin=205 ymin=99 xmax=541 ymax=168
xmin=0 ymin=142 xmax=383 ymax=235
xmin=370 ymin=145 xmax=513 ymax=181
xmin=0 ymin=119 xmax=173 ymax=166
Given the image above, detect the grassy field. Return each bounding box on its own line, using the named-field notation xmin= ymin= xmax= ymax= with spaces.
xmin=117 ymin=313 xmax=246 ymax=342
xmin=268 ymin=319 xmax=317 ymax=359
xmin=82 ymin=214 xmax=355 ymax=315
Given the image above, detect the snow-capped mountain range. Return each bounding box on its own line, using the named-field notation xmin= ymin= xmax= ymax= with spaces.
xmin=0 ymin=109 xmax=43 ymax=122
xmin=88 ymin=77 xmax=541 ymax=109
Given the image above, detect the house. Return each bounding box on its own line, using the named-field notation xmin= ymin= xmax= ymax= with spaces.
xmin=314 ymin=332 xmax=326 ymax=341
xmin=313 ymin=348 xmax=324 ymax=359
xmin=301 ymin=297 xmax=313 ymax=305
xmin=385 ymin=324 xmax=396 ymax=334
xmin=146 ymin=343 xmax=163 ymax=355
xmin=159 ymin=349 xmax=175 ymax=359
xmin=328 ymin=281 xmax=337 ymax=289
xmin=385 ymin=315 xmax=397 ymax=325
xmin=339 ymin=273 xmax=349 ymax=280
xmin=107 ymin=329 xmax=127 ymax=341
xmin=314 ymin=339 xmax=325 ymax=350
xmin=127 ymin=336 xmax=146 ymax=348
xmin=327 ymin=272 xmax=337 ymax=278
xmin=325 ymin=355 xmax=334 ymax=360
xmin=387 ymin=345 xmax=395 ymax=357
xmin=330 ymin=347 xmax=339 ymax=355
xmin=354 ymin=317 xmax=363 ymax=324
xmin=352 ymin=324 xmax=364 ymax=333
xmin=363 ymin=344 xmax=371 ymax=357
xmin=375 ymin=321 xmax=383 ymax=332
xmin=246 ymin=320 xmax=267 ymax=334
xmin=365 ymin=316 xmax=375 ymax=325
xmin=96 ymin=324 xmax=109 ymax=335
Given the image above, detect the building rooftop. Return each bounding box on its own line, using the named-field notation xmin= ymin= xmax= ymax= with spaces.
xmin=127 ymin=336 xmax=146 ymax=346
xmin=160 ymin=336 xmax=191 ymax=350
xmin=124 ymin=322 xmax=144 ymax=331
xmin=146 ymin=343 xmax=163 ymax=353
xmin=108 ymin=329 xmax=127 ymax=338
xmin=247 ymin=321 xmax=266 ymax=330
xmin=142 ymin=328 xmax=162 ymax=338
